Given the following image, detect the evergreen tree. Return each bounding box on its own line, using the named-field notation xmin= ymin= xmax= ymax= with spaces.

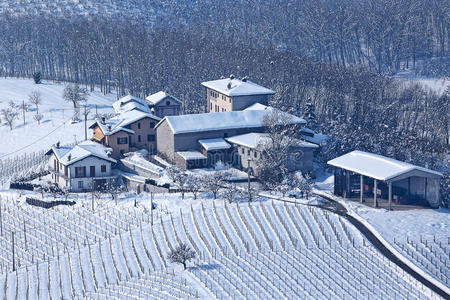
xmin=33 ymin=71 xmax=41 ymax=84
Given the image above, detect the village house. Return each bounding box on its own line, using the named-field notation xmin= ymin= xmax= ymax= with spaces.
xmin=145 ymin=91 xmax=182 ymax=118
xmin=155 ymin=106 xmax=309 ymax=170
xmin=45 ymin=141 xmax=117 ymax=192
xmin=328 ymin=151 xmax=442 ymax=209
xmin=202 ymin=75 xmax=275 ymax=113
xmin=89 ymin=110 xmax=161 ymax=158
xmin=226 ymin=132 xmax=318 ymax=175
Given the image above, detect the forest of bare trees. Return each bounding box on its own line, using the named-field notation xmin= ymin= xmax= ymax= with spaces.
xmin=0 ymin=0 xmax=448 ymax=203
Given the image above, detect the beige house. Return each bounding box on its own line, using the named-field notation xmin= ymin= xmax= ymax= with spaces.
xmin=226 ymin=133 xmax=318 ymax=175
xmin=46 ymin=141 xmax=117 ymax=192
xmin=201 ymin=76 xmax=275 ymax=113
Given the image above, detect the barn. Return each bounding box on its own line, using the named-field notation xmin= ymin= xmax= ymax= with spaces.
xmin=328 ymin=151 xmax=442 ymax=209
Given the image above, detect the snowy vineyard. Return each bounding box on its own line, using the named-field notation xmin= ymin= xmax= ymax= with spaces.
xmin=394 ymin=235 xmax=449 ymax=288
xmin=0 ymin=150 xmax=49 ymax=187
xmin=0 ymin=196 xmax=444 ymax=299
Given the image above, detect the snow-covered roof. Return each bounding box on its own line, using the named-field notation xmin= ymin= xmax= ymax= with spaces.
xmin=158 ymin=108 xmax=306 ymax=134
xmin=201 ymin=78 xmax=275 ymax=97
xmin=198 ymin=138 xmax=231 ymax=151
xmin=47 ymin=141 xmax=116 ymax=166
xmin=146 ymin=91 xmax=182 ymax=106
xmin=121 ymin=151 xmax=163 ymax=175
xmin=112 ymin=95 xmax=150 ymax=114
xmin=91 ymin=110 xmax=161 ymax=136
xmin=327 ymin=151 xmax=442 ymax=181
xmin=244 ymin=103 xmax=270 ymax=111
xmin=226 ymin=133 xmax=318 ymax=149
xmin=176 ymin=151 xmax=207 ymax=160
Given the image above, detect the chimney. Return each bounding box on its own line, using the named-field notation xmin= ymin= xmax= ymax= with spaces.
xmin=120 ymin=101 xmax=124 ymax=106
xmin=151 ymin=107 xmax=155 ymax=115
xmin=101 ymin=117 xmax=106 ymax=125
xmin=107 ymin=125 xmax=112 ymax=132
xmin=107 ymin=151 xmax=112 ymax=158
xmin=227 ymin=82 xmax=232 ymax=89
xmin=229 ymin=74 xmax=235 ymax=80
xmin=242 ymin=76 xmax=248 ymax=82
xmin=67 ymin=154 xmax=71 ymax=161
xmin=56 ymin=141 xmax=60 ymax=149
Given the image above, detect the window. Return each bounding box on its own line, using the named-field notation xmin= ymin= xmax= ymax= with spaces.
xmin=248 ymin=150 xmax=251 ymax=156
xmin=117 ymin=137 xmax=128 ymax=144
xmin=90 ymin=166 xmax=95 ymax=177
xmin=150 ymin=122 xmax=155 ymax=128
xmin=78 ymin=181 xmax=83 ymax=189
xmin=75 ymin=166 xmax=86 ymax=178
xmin=254 ymin=152 xmax=258 ymax=158
xmin=223 ymin=133 xmax=228 ymax=138
xmin=210 ymin=103 xmax=212 ymax=110
xmin=101 ymin=165 xmax=106 ymax=173
xmin=120 ymin=150 xmax=125 ymax=156
xmin=137 ymin=122 xmax=141 ymax=129
xmin=166 ymin=100 xmax=170 ymax=106
xmin=241 ymin=148 xmax=244 ymax=154
xmin=64 ymin=166 xmax=68 ymax=177
xmin=138 ymin=135 xmax=141 ymax=142
xmin=147 ymin=134 xmax=155 ymax=142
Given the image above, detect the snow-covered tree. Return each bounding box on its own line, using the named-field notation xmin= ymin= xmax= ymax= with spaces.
xmin=63 ymin=84 xmax=89 ymax=121
xmin=166 ymin=166 xmax=189 ymax=199
xmin=185 ymin=174 xmax=202 ymax=200
xmin=34 ymin=113 xmax=44 ymax=125
xmin=168 ymin=243 xmax=196 ymax=270
xmin=202 ymin=172 xmax=226 ymax=199
xmin=1 ymin=106 xmax=18 ymax=130
xmin=304 ymin=101 xmax=317 ymax=130
xmin=28 ymin=91 xmax=42 ymax=114
xmin=222 ymin=183 xmax=240 ymax=203
xmin=19 ymin=100 xmax=30 ymax=125
xmin=33 ymin=71 xmax=41 ymax=84
xmin=299 ymin=174 xmax=313 ymax=200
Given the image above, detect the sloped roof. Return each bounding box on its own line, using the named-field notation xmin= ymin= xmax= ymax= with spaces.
xmin=226 ymin=132 xmax=318 ymax=149
xmin=157 ymin=108 xmax=306 ymax=134
xmin=201 ymin=78 xmax=275 ymax=96
xmin=198 ymin=138 xmax=231 ymax=151
xmin=47 ymin=141 xmax=116 ymax=166
xmin=176 ymin=151 xmax=207 ymax=160
xmin=146 ymin=91 xmax=182 ymax=105
xmin=112 ymin=95 xmax=150 ymax=114
xmin=327 ymin=150 xmax=442 ymax=181
xmin=90 ymin=110 xmax=161 ymax=136
xmin=244 ymin=103 xmax=270 ymax=111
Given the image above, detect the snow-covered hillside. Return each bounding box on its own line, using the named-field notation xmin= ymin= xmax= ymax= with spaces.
xmin=0 ymin=78 xmax=116 ymax=158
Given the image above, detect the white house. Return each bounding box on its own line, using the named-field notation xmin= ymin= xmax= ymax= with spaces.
xmin=46 ymin=141 xmax=118 ymax=192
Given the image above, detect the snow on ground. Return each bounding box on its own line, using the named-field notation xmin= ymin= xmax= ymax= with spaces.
xmin=0 ymin=77 xmax=116 ymax=157
xmin=392 ymin=71 xmax=449 ymax=95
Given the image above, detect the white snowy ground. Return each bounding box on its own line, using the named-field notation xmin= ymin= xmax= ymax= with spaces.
xmin=392 ymin=71 xmax=449 ymax=95
xmin=0 ymin=77 xmax=116 ymax=157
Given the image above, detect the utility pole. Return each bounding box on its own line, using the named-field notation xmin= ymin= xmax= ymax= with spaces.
xmin=247 ymin=158 xmax=252 ymax=201
xmin=151 ymin=191 xmax=153 ymax=226
xmin=0 ymin=205 xmax=2 ymax=236
xmin=83 ymin=105 xmax=89 ymax=141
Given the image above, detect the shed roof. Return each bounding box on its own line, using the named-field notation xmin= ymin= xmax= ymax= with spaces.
xmin=157 ymin=108 xmax=305 ymax=134
xmin=176 ymin=151 xmax=207 ymax=161
xmin=201 ymin=78 xmax=275 ymax=96
xmin=327 ymin=151 xmax=442 ymax=181
xmin=226 ymin=132 xmax=319 ymax=149
xmin=198 ymin=138 xmax=231 ymax=151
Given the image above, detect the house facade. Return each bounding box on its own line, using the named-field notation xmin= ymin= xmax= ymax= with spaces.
xmin=90 ymin=110 xmax=161 ymax=158
xmin=45 ymin=141 xmax=117 ymax=192
xmin=146 ymin=91 xmax=182 ymax=118
xmin=201 ymin=75 xmax=275 ymax=113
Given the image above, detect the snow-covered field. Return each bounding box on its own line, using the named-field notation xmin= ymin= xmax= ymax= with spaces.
xmin=0 ymin=78 xmax=116 ymax=158
xmin=0 ymin=189 xmax=444 ymax=299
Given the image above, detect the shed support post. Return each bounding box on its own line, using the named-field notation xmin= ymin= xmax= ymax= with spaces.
xmin=360 ymin=175 xmax=364 ymax=203
xmin=345 ymin=171 xmax=350 ymax=198
xmin=388 ymin=181 xmax=392 ymax=211
xmin=373 ymin=179 xmax=378 ymax=208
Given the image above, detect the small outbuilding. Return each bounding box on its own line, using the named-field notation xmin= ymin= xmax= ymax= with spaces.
xmin=328 ymin=151 xmax=442 ymax=209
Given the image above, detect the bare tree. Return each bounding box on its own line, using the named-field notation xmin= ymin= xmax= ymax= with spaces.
xmin=168 ymin=243 xmax=196 ymax=270
xmin=165 ymin=166 xmax=188 ymax=199
xmin=19 ymin=101 xmax=30 ymax=125
xmin=63 ymin=84 xmax=89 ymax=121
xmin=34 ymin=113 xmax=44 ymax=125
xmin=299 ymin=174 xmax=313 ymax=200
xmin=222 ymin=183 xmax=240 ymax=203
xmin=202 ymin=172 xmax=226 ymax=199
xmin=185 ymin=174 xmax=202 ymax=200
xmin=28 ymin=91 xmax=42 ymax=114
xmin=1 ymin=107 xmax=18 ymax=130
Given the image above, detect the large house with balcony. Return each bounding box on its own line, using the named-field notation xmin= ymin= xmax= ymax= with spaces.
xmin=202 ymin=75 xmax=275 ymax=113
xmin=45 ymin=141 xmax=117 ymax=192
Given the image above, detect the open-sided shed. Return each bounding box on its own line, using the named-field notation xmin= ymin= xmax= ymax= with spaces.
xmin=328 ymin=151 xmax=442 ymax=209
